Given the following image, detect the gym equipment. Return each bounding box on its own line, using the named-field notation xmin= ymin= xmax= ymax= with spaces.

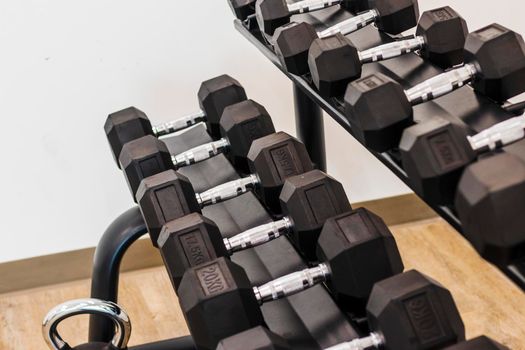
xmin=273 ymin=0 xmax=419 ymax=75
xmin=229 ymin=0 xmax=257 ymax=21
xmin=157 ymin=170 xmax=351 ymax=286
xmin=43 ymin=298 xmax=131 ymax=350
xmin=400 ymin=114 xmax=525 ymax=204
xmin=105 ymin=74 xmax=247 ymax=166
xmin=171 ymin=100 xmax=275 ymax=174
xmin=444 ymin=336 xmax=509 ymax=350
xmin=345 ymin=23 xmax=525 ymax=152
xmin=255 ymin=0 xmax=367 ymax=36
xmin=215 ymin=270 xmax=465 ymax=350
xmin=308 ymin=6 xmax=468 ymax=97
xmin=177 ymin=208 xmax=403 ymax=350
xmin=125 ymin=131 xmax=313 ymax=210
xmin=455 ymin=152 xmax=525 ymax=266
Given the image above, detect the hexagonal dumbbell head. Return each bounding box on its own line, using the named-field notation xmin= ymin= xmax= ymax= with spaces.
xmin=158 ymin=213 xmax=228 ymax=290
xmin=464 ymin=23 xmax=525 ymax=102
xmin=367 ymin=270 xmax=465 ymax=350
xmin=136 ymin=170 xmax=200 ymax=247
xmin=316 ymin=208 xmax=404 ymax=310
xmin=105 ymin=107 xmax=153 ymax=168
xmin=455 ymin=153 xmax=525 ymax=266
xmin=248 ymin=132 xmax=314 ymax=213
xmin=229 ymin=0 xmax=257 ymax=20
xmin=344 ymin=73 xmax=413 ymax=152
xmin=119 ymin=135 xmax=173 ymax=200
xmin=416 ymin=6 xmax=468 ymax=68
xmin=374 ymin=0 xmax=420 ymax=35
xmin=444 ymin=336 xmax=509 ymax=350
xmin=255 ymin=0 xmax=291 ymax=36
xmin=280 ymin=170 xmax=352 ymax=260
xmin=220 ymin=100 xmax=276 ymax=173
xmin=178 ymin=257 xmax=264 ymax=350
xmin=217 ymin=327 xmax=291 ymax=350
xmin=274 ymin=22 xmax=318 ymax=76
xmin=308 ymin=33 xmax=362 ymax=97
xmin=399 ymin=117 xmax=475 ymax=205
xmin=198 ymin=74 xmax=248 ymax=137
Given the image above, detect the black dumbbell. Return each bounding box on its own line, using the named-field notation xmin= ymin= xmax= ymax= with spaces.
xmin=455 ymin=152 xmax=525 ymax=266
xmin=105 ymin=74 xmax=247 ymax=166
xmin=216 ymin=270 xmax=464 ymax=350
xmin=308 ymin=6 xmax=468 ymax=97
xmin=120 ymin=126 xmax=306 ymax=205
xmin=255 ymin=0 xmax=367 ymax=36
xmin=273 ymin=0 xmax=419 ymax=75
xmin=345 ymin=23 xmax=525 ymax=152
xmin=177 ymin=208 xmax=403 ymax=350
xmin=444 ymin=336 xmax=509 ymax=350
xmin=172 ymin=100 xmax=275 ymax=174
xmin=157 ymin=170 xmax=351 ymax=286
xmin=229 ymin=0 xmax=257 ymax=21
xmin=400 ymin=114 xmax=525 ymax=205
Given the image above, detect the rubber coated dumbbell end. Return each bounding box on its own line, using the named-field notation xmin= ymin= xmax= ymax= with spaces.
xmin=455 ymin=152 xmax=525 ymax=266
xmin=366 ymin=270 xmax=465 ymax=350
xmin=229 ymin=0 xmax=257 ymax=21
xmin=105 ymin=106 xmax=153 ymax=168
xmin=136 ymin=170 xmax=201 ymax=247
xmin=344 ymin=73 xmax=413 ymax=152
xmin=179 ymin=257 xmax=265 ymax=350
xmin=119 ymin=135 xmax=173 ymax=200
xmin=198 ymin=74 xmax=248 ymax=137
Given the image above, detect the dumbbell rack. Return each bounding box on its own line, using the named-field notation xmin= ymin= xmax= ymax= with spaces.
xmin=234 ymin=7 xmax=525 ymax=290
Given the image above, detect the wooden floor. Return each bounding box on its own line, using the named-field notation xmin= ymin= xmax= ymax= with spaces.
xmin=1 ymin=218 xmax=524 ymax=349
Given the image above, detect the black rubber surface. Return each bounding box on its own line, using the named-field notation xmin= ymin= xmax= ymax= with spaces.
xmin=162 ymin=124 xmax=359 ymax=349
xmin=234 ymin=3 xmax=525 ymax=290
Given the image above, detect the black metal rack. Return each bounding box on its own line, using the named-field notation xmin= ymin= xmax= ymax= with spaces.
xmin=233 ymin=6 xmax=525 ymax=290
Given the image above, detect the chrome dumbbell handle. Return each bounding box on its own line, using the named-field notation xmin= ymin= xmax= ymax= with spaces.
xmin=288 ymin=0 xmax=343 ymax=15
xmin=42 ymin=298 xmax=131 ymax=350
xmin=152 ymin=110 xmax=207 ymax=136
xmin=359 ymin=36 xmax=425 ymax=64
xmin=468 ymin=115 xmax=525 ymax=152
xmin=324 ymin=333 xmax=383 ymax=350
xmin=196 ymin=174 xmax=260 ymax=207
xmin=405 ymin=63 xmax=478 ymax=105
xmin=172 ymin=138 xmax=230 ymax=167
xmin=252 ymin=264 xmax=330 ymax=304
xmin=318 ymin=9 xmax=379 ymax=38
xmin=223 ymin=217 xmax=293 ymax=253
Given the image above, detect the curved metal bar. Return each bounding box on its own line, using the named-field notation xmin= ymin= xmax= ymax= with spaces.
xmin=88 ymin=206 xmax=148 ymax=342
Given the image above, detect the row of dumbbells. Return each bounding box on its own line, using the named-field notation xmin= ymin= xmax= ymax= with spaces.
xmin=227 ymin=0 xmax=525 ymax=267
xmin=105 ymin=76 xmax=505 ymax=349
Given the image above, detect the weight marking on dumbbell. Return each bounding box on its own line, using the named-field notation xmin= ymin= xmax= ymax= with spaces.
xmin=179 ymin=230 xmax=213 ymax=266
xmin=270 ymin=146 xmax=299 ymax=179
xmin=428 ymin=131 xmax=465 ymax=169
xmin=196 ymin=263 xmax=229 ymax=296
xmin=404 ymin=294 xmax=445 ymax=344
xmin=430 ymin=7 xmax=454 ymax=21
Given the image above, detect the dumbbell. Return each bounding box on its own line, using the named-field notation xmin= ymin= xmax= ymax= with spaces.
xmin=400 ymin=114 xmax=525 ymax=205
xmin=122 ymin=130 xmax=312 ymax=210
xmin=177 ymin=208 xmax=403 ymax=350
xmin=156 ymin=170 xmax=351 ymax=286
xmin=229 ymin=0 xmax=257 ymax=21
xmin=273 ymin=0 xmax=419 ymax=75
xmin=105 ymin=74 xmax=247 ymax=166
xmin=216 ymin=270 xmax=464 ymax=350
xmin=255 ymin=0 xmax=367 ymax=36
xmin=345 ymin=23 xmax=525 ymax=152
xmin=444 ymin=337 xmax=509 ymax=350
xmin=172 ymin=100 xmax=275 ymax=174
xmin=308 ymin=6 xmax=468 ymax=97
xmin=455 ymin=152 xmax=525 ymax=266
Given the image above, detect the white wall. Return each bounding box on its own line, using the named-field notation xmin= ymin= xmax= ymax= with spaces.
xmin=0 ymin=0 xmax=523 ymax=262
